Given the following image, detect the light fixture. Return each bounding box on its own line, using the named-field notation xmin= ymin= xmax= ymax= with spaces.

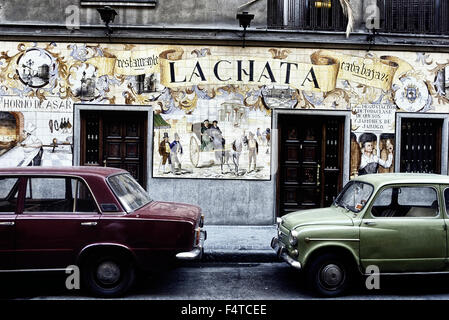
xmin=236 ymin=11 xmax=254 ymax=48
xmin=314 ymin=1 xmax=332 ymax=8
xmin=97 ymin=6 xmax=118 ymax=37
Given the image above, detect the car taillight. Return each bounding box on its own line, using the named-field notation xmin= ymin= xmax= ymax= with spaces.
xmin=199 ymin=214 xmax=204 ymax=228
xmin=195 ymin=228 xmax=201 ymax=246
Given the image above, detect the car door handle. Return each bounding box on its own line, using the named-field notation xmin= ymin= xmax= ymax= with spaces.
xmin=0 ymin=222 xmax=14 ymax=226
xmin=80 ymin=222 xmax=97 ymax=226
xmin=364 ymin=221 xmax=376 ymax=226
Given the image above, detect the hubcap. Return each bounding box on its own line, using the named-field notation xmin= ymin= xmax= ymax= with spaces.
xmin=96 ymin=261 xmax=121 ymax=286
xmin=319 ymin=264 xmax=344 ymax=289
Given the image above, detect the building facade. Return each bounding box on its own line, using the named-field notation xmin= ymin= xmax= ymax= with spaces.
xmin=0 ymin=0 xmax=449 ymax=224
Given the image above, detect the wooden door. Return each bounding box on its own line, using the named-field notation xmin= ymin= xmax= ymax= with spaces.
xmin=80 ymin=111 xmax=147 ymax=188
xmin=278 ymin=115 xmax=344 ymax=216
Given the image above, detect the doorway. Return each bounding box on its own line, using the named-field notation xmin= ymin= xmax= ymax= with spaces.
xmin=278 ymin=114 xmax=345 ymax=216
xmin=80 ymin=110 xmax=147 ymax=188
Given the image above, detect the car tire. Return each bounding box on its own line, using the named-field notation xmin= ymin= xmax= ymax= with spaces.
xmin=81 ymin=252 xmax=136 ymax=298
xmin=306 ymin=253 xmax=352 ymax=297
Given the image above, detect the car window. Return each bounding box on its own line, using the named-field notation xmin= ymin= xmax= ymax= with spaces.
xmin=108 ymin=173 xmax=152 ymax=212
xmin=371 ymin=186 xmax=438 ymax=218
xmin=71 ymin=179 xmax=98 ymax=213
xmin=335 ymin=181 xmax=373 ymax=212
xmin=23 ymin=177 xmax=97 ymax=214
xmin=0 ymin=177 xmax=19 ymax=213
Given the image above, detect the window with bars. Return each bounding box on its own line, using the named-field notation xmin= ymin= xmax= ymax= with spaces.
xmin=268 ymin=0 xmax=449 ymax=34
xmin=376 ymin=0 xmax=447 ymax=34
xmin=267 ymin=0 xmax=347 ymax=31
xmin=80 ymin=0 xmax=157 ymax=7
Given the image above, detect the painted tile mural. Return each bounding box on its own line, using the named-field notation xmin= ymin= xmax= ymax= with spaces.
xmin=0 ymin=42 xmax=448 ymax=180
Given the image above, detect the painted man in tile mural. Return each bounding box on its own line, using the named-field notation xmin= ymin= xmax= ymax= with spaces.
xmin=200 ymin=119 xmax=212 ymax=151
xmin=170 ymin=133 xmax=183 ymax=171
xmin=159 ymin=132 xmax=173 ymax=174
xmin=247 ymin=132 xmax=258 ymax=172
xmin=358 ymin=133 xmax=393 ymax=175
xmin=21 ymin=122 xmax=43 ymax=165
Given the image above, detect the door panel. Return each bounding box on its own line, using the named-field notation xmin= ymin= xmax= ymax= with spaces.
xmin=0 ymin=214 xmax=15 ymax=269
xmin=15 ymin=214 xmax=99 ymax=269
xmin=103 ymin=113 xmax=145 ymax=187
xmin=15 ymin=177 xmax=99 ymax=270
xmin=0 ymin=177 xmax=22 ymax=270
xmin=80 ymin=111 xmax=147 ymax=188
xmin=360 ymin=218 xmax=446 ymax=272
xmin=360 ymin=185 xmax=446 ymax=272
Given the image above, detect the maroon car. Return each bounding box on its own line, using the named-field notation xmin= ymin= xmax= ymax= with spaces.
xmin=0 ymin=166 xmax=206 ymax=297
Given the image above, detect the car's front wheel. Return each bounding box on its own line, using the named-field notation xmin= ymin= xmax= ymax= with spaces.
xmin=82 ymin=252 xmax=136 ymax=298
xmin=306 ymin=253 xmax=351 ymax=297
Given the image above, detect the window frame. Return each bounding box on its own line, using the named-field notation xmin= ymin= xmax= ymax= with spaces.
xmin=267 ymin=0 xmax=347 ymax=32
xmin=0 ymin=176 xmax=21 ymax=215
xmin=367 ymin=184 xmax=441 ymax=219
xmin=20 ymin=175 xmax=101 ymax=215
xmin=440 ymin=186 xmax=449 ymax=219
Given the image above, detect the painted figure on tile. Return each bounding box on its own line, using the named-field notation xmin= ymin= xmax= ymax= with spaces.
xmin=210 ymin=120 xmax=222 ymax=135
xmin=209 ymin=127 xmax=231 ymax=173
xmin=358 ymin=133 xmax=393 ymax=175
xmin=210 ymin=120 xmax=225 ymax=150
xmin=247 ymin=131 xmax=258 ymax=172
xmin=232 ymin=130 xmax=247 ymax=175
xmin=170 ymin=132 xmax=183 ymax=171
xmin=256 ymin=128 xmax=262 ymax=144
xmin=21 ymin=123 xmax=43 ymax=166
xmin=200 ymin=119 xmax=212 ymax=151
xmin=159 ymin=132 xmax=173 ymax=174
xmin=378 ymin=133 xmax=395 ymax=173
xmin=350 ymin=132 xmax=361 ymax=178
xmin=264 ymin=128 xmax=271 ymax=154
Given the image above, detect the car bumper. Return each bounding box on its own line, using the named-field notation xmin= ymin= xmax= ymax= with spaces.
xmin=176 ymin=229 xmax=207 ymax=260
xmin=271 ymin=237 xmax=302 ymax=270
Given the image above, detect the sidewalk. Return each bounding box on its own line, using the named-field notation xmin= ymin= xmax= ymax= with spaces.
xmin=201 ymin=225 xmax=279 ymax=262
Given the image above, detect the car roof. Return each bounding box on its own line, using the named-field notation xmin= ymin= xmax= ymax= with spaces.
xmin=0 ymin=166 xmax=127 ymax=179
xmin=353 ymin=173 xmax=449 ymax=188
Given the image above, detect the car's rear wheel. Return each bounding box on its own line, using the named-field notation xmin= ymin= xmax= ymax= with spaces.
xmin=306 ymin=253 xmax=351 ymax=297
xmin=82 ymin=253 xmax=136 ymax=298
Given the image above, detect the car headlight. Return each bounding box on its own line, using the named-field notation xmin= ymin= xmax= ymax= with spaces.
xmin=289 ymin=230 xmax=299 ymax=246
xmin=290 ymin=249 xmax=299 ymax=258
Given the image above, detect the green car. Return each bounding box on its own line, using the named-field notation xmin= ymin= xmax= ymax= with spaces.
xmin=271 ymin=173 xmax=449 ymax=297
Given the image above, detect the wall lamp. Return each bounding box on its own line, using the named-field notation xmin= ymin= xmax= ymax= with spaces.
xmin=236 ymin=11 xmax=254 ymax=48
xmin=97 ymin=6 xmax=118 ymax=37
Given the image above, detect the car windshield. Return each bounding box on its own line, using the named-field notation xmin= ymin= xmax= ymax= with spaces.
xmin=334 ymin=181 xmax=374 ymax=213
xmin=108 ymin=173 xmax=152 ymax=213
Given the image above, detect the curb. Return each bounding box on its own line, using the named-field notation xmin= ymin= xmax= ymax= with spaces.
xmin=202 ymin=249 xmax=280 ymax=263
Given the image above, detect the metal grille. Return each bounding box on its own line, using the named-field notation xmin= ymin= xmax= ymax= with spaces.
xmin=400 ymin=119 xmax=442 ymax=174
xmin=268 ymin=0 xmax=347 ymax=31
xmin=85 ymin=112 xmax=100 ymax=165
xmin=380 ymin=0 xmax=443 ymax=34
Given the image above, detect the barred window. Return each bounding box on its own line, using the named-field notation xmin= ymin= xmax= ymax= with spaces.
xmin=80 ymin=0 xmax=157 ymax=7
xmin=268 ymin=0 xmax=347 ymax=31
xmin=375 ymin=0 xmax=447 ymax=34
